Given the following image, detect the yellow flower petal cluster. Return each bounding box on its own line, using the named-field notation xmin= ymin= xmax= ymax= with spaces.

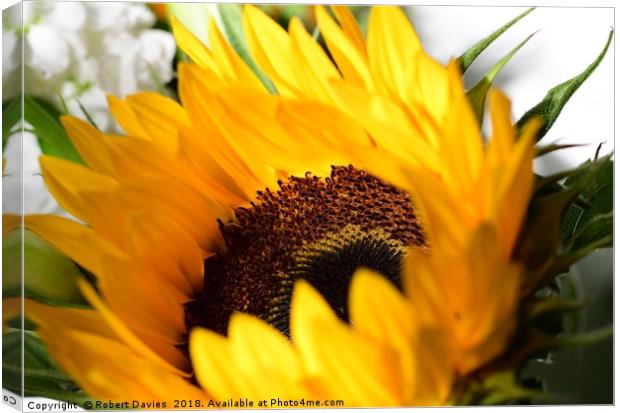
xmin=383 ymin=80 xmax=540 ymax=374
xmin=191 ymin=269 xmax=452 ymax=406
xmin=172 ymin=5 xmax=453 ymax=176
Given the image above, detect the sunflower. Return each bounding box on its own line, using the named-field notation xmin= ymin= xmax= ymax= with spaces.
xmin=17 ymin=5 xmax=540 ymax=407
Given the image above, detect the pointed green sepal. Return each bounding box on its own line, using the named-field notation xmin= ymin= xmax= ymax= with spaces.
xmin=550 ymin=325 xmax=613 ymax=348
xmin=536 ymin=142 xmax=586 ymax=158
xmin=527 ymin=296 xmax=584 ymax=321
xmin=467 ymin=31 xmax=537 ymax=123
xmin=516 ymin=29 xmax=613 ymax=141
xmin=76 ymin=100 xmax=99 ymax=130
xmin=457 ymin=8 xmax=535 ymax=73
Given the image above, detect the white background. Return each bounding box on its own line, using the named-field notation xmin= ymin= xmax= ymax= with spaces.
xmin=0 ymin=1 xmax=616 ymax=413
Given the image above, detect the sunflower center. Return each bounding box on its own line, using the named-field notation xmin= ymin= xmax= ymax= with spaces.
xmin=184 ymin=165 xmax=425 ymax=336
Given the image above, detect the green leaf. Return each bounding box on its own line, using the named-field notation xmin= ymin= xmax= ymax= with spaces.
xmin=2 ymin=97 xmax=21 ymax=150
xmin=3 ymin=229 xmax=87 ymax=305
xmin=516 ymin=29 xmax=613 ymax=141
xmin=24 ymin=96 xmax=84 ymax=164
xmin=3 ymin=330 xmax=89 ymax=402
xmin=218 ymin=4 xmax=277 ymax=94
xmin=570 ymin=212 xmax=612 ymax=252
xmin=547 ymin=234 xmax=612 ymax=280
xmin=458 ymin=8 xmax=535 ymax=73
xmin=517 ymin=155 xmax=612 ymax=296
xmin=561 ymin=157 xmax=612 ymax=252
xmin=467 ymin=32 xmax=536 ymax=123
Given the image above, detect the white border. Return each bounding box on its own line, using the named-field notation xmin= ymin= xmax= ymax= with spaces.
xmin=0 ymin=1 xmax=616 ymax=413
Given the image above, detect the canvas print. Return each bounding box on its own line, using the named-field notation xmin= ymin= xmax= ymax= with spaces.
xmin=1 ymin=2 xmax=614 ymax=410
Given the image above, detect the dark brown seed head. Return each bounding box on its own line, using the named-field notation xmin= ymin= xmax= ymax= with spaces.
xmin=184 ymin=165 xmax=425 ymax=336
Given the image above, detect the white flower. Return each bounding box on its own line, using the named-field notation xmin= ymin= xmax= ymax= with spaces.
xmin=136 ymin=30 xmax=177 ymax=90
xmin=2 ymin=2 xmax=177 ymax=217
xmin=2 ymin=2 xmax=175 ymax=131
xmin=25 ymin=25 xmax=73 ymax=81
xmin=86 ymin=2 xmax=155 ymax=32
xmin=2 ymin=131 xmax=65 ymax=217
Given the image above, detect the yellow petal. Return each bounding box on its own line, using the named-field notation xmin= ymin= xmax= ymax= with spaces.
xmin=402 ymin=247 xmax=451 ymax=328
xmin=331 ymin=6 xmax=366 ymax=57
xmin=97 ymin=131 xmax=233 ymax=217
xmin=457 ymin=224 xmax=519 ymax=373
xmin=178 ymin=64 xmax=274 ymax=193
xmin=409 ymin=328 xmax=454 ymax=405
xmin=124 ymin=211 xmax=203 ymax=294
xmin=207 ymin=18 xmax=265 ymax=90
xmin=290 ymin=280 xmax=339 ymax=369
xmin=78 ymin=279 xmax=189 ymax=376
xmin=190 ymin=327 xmax=259 ymax=399
xmin=60 ymin=116 xmax=116 ymax=177
xmin=329 ymin=81 xmax=439 ymax=172
xmin=300 ymin=318 xmax=403 ymax=405
xmin=367 ymin=6 xmax=422 ymax=99
xmin=404 ymin=168 xmax=470 ymax=252
xmin=99 ymin=254 xmax=187 ymax=334
xmin=229 ymin=314 xmax=307 ymax=399
xmin=25 ymin=298 xmax=116 ymax=339
xmin=123 ymin=92 xmax=190 ymax=154
xmin=229 ymin=313 xmax=303 ymax=384
xmin=487 ymin=89 xmax=515 ymax=164
xmin=39 ymin=155 xmax=118 ymax=222
xmin=290 ymin=280 xmax=401 ymax=405
xmin=107 ymin=95 xmax=149 ymax=141
xmin=349 ymin=268 xmax=414 ymax=347
xmin=495 ymin=117 xmax=538 ymax=258
xmin=242 ymin=5 xmax=299 ymax=96
xmin=288 ymin=17 xmax=340 ymax=102
xmin=24 ymin=214 xmax=122 ymax=275
xmin=39 ymin=328 xmax=202 ymax=402
xmin=349 ymin=268 xmax=416 ymax=401
xmin=316 ymin=6 xmax=373 ymax=90
xmin=406 ymin=52 xmax=450 ymax=140
xmin=171 ymin=16 xmax=220 ymax=74
xmin=116 ymin=177 xmax=226 ymax=252
xmin=439 ymin=62 xmax=483 ymax=195
xmin=176 ymin=126 xmax=250 ymax=207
